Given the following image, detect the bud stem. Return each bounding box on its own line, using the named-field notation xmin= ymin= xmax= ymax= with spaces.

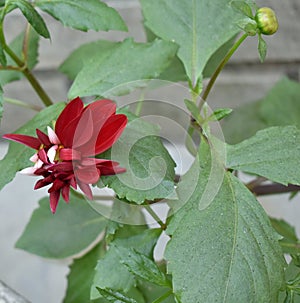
xmin=185 ymin=33 xmax=248 ymax=156
xmin=199 ymin=33 xmax=248 ymax=110
xmin=4 ymin=97 xmax=42 ymax=112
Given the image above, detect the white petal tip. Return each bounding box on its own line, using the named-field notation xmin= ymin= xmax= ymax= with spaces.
xmin=20 ymin=167 xmax=37 ymax=175
xmin=47 ymin=126 xmax=60 ymax=145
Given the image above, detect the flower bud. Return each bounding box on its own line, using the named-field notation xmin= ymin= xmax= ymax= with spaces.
xmin=255 ymin=7 xmax=278 ymax=35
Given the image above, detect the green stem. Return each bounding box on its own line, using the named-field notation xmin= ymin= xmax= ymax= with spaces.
xmin=198 ymin=33 xmax=248 ymax=110
xmin=144 ymin=204 xmax=166 ymax=230
xmin=152 ymin=290 xmax=173 ymax=303
xmin=0 ymin=26 xmax=53 ymax=107
xmin=135 ymin=89 xmax=145 ymax=116
xmin=0 ymin=65 xmax=21 ymax=71
xmin=4 ymin=45 xmax=53 ymax=107
xmin=185 ymin=124 xmax=197 ymax=156
xmin=22 ymin=23 xmax=31 ymax=62
xmin=185 ymin=34 xmax=248 ymax=155
xmin=4 ymin=97 xmax=42 ymax=112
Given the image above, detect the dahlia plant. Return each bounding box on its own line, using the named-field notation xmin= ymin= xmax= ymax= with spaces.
xmin=0 ymin=0 xmax=299 ymax=303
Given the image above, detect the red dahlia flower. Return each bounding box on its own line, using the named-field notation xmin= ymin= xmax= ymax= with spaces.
xmin=3 ymin=97 xmax=127 ymax=213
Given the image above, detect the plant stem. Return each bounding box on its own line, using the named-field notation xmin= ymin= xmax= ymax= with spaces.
xmin=144 ymin=204 xmax=166 ymax=230
xmin=246 ymin=176 xmax=267 ymax=190
xmin=4 ymin=45 xmax=53 ymax=107
xmin=185 ymin=34 xmax=248 ymax=155
xmin=0 ymin=26 xmax=53 ymax=107
xmin=198 ymin=33 xmax=248 ymax=110
xmin=280 ymin=242 xmax=300 ymax=250
xmin=0 ymin=65 xmax=22 ymax=71
xmin=135 ymin=89 xmax=145 ymax=116
xmin=22 ymin=23 xmax=31 ymax=62
xmin=4 ymin=97 xmax=42 ymax=111
xmin=152 ymin=289 xmax=173 ymax=303
xmin=252 ymin=183 xmax=300 ymax=196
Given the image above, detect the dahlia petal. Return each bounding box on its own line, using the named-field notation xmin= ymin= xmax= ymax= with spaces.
xmin=47 ymin=145 xmax=58 ymax=163
xmin=85 ymin=99 xmax=116 ymax=122
xmin=20 ymin=167 xmax=37 ymax=175
xmin=49 ymin=190 xmax=60 ymax=213
xmin=76 ymin=100 xmax=117 ymax=154
xmin=2 ymin=134 xmax=40 ymax=150
xmin=79 ymin=114 xmax=127 ymax=157
xmin=35 ymin=167 xmax=50 ymax=176
xmin=59 ymin=148 xmax=81 ymax=161
xmin=49 ymin=179 xmax=65 ymax=192
xmin=72 ymin=108 xmax=94 ymax=148
xmin=69 ymin=176 xmax=77 ymax=189
xmin=100 ymin=165 xmax=126 ymax=175
xmin=30 ymin=153 xmax=39 ymax=163
xmin=34 ymin=176 xmax=54 ymax=189
xmin=80 ymin=158 xmax=116 ymax=166
xmin=61 ymin=185 xmax=70 ymax=203
xmin=34 ymin=159 xmax=44 ymax=169
xmin=78 ymin=181 xmax=93 ymax=200
xmin=55 ymin=97 xmax=84 ymax=144
xmin=47 ymin=126 xmax=60 ymax=145
xmin=49 ymin=162 xmax=74 ymax=172
xmin=93 ymin=114 xmax=127 ymax=155
xmin=58 ymin=115 xmax=82 ymax=147
xmin=75 ymin=166 xmax=100 ymax=184
xmin=36 ymin=129 xmax=51 ymax=146
xmin=38 ymin=149 xmax=48 ymax=163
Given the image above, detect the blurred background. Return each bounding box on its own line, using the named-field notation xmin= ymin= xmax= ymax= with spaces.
xmin=0 ymin=0 xmax=299 ymax=302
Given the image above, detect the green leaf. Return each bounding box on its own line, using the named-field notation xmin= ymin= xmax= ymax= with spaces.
xmin=64 ymin=243 xmax=106 ymax=303
xmin=0 ymin=102 xmax=65 ymax=191
xmin=222 ymin=78 xmax=300 ymax=144
xmin=0 ymin=85 xmax=3 ymax=124
xmin=260 ymin=78 xmax=300 ymax=129
xmin=271 ymin=219 xmax=298 ymax=243
xmin=279 ymin=261 xmax=300 ymax=303
xmin=91 ymin=228 xmax=160 ymax=300
xmin=230 ymin=1 xmax=253 ymax=18
xmin=243 ymin=19 xmax=258 ymax=36
xmin=7 ymin=0 xmax=50 ymax=38
xmin=158 ymin=55 xmax=187 ymax=82
xmin=16 ymin=192 xmax=107 ymax=258
xmin=222 ymin=99 xmax=268 ymax=144
xmin=140 ymin=0 xmax=243 ymax=82
xmin=137 ymin=282 xmax=175 ymax=303
xmin=34 ymin=0 xmax=127 ymax=32
xmin=270 ymin=218 xmax=300 ymax=255
xmin=118 ymin=248 xmax=169 ymax=287
xmin=60 ymin=37 xmax=187 ymax=84
xmin=59 ymin=38 xmax=187 ymax=84
xmin=184 ymin=99 xmax=203 ymax=124
xmin=145 ymin=26 xmax=236 ymax=81
xmin=68 ymin=38 xmax=178 ymax=99
xmin=165 ymin=142 xmax=285 ymax=302
xmin=227 ymin=126 xmax=300 ymax=186
xmin=258 ymin=34 xmax=267 ymax=62
xmin=202 ymin=35 xmax=237 ymax=78
xmin=96 ymin=288 xmax=137 ymax=303
xmin=208 ymin=108 xmax=232 ymax=121
xmin=0 ymin=28 xmax=40 ymax=86
xmin=99 ymin=109 xmax=176 ymax=204
xmin=59 ymin=40 xmax=116 ymax=80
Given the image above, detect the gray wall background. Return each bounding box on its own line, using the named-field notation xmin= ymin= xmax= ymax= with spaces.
xmin=0 ymin=0 xmax=299 ymax=302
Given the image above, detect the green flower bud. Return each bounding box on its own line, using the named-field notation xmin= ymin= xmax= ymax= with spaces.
xmin=255 ymin=7 xmax=279 ymax=35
